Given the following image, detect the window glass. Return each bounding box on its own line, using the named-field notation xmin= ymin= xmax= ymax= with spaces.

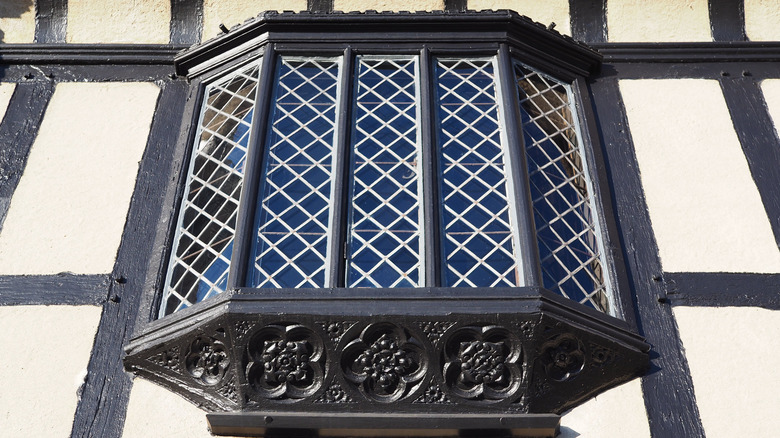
xmin=435 ymin=58 xmax=520 ymax=287
xmin=347 ymin=57 xmax=423 ymax=288
xmin=515 ymin=63 xmax=609 ymax=312
xmin=162 ymin=62 xmax=260 ymax=316
xmin=251 ymin=57 xmax=340 ymax=288
xmin=162 ymin=53 xmax=611 ymax=315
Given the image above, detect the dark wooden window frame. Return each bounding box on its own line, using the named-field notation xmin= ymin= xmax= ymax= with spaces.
xmin=123 ymin=11 xmax=649 ymax=437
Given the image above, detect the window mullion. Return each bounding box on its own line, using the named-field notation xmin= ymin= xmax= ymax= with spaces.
xmin=419 ymin=47 xmax=441 ymax=287
xmin=496 ymin=43 xmax=543 ymax=287
xmin=227 ymin=44 xmax=278 ymax=289
xmin=327 ymin=47 xmax=354 ymax=288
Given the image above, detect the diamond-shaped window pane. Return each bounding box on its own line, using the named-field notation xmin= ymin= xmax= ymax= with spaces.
xmin=347 ymin=57 xmax=423 ymax=288
xmin=515 ymin=62 xmax=609 ymax=313
xmin=251 ymin=57 xmax=340 ymax=288
xmin=436 ymin=58 xmax=520 ymax=287
xmin=162 ymin=61 xmax=261 ymax=316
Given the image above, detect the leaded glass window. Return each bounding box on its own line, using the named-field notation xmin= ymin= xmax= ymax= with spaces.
xmin=160 ymin=50 xmax=612 ymax=317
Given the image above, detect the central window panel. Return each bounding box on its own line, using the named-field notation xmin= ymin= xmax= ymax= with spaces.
xmin=161 ymin=49 xmax=611 ymax=317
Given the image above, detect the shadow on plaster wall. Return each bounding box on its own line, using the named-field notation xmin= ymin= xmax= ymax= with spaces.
xmin=558 ymin=426 xmax=581 ymax=437
xmin=0 ymin=0 xmax=34 ymax=43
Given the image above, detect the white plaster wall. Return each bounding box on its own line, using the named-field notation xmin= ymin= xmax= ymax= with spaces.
xmin=620 ymin=79 xmax=780 ymax=273
xmin=608 ymin=0 xmax=711 ymax=42
xmin=0 ymin=305 xmax=102 ymax=437
xmin=674 ymin=306 xmax=780 ymax=437
xmin=334 ymin=0 xmax=444 ymax=13
xmin=559 ymin=379 xmax=649 ymax=437
xmin=202 ymin=0 xmax=307 ymax=41
xmin=0 ymin=82 xmax=159 ymax=275
xmin=467 ymin=0 xmax=571 ymax=36
xmin=745 ymin=0 xmax=780 ymax=41
xmin=124 ymin=379 xmax=241 ymax=438
xmin=0 ymin=83 xmax=16 ymax=118
xmin=67 ymin=0 xmax=170 ymax=43
xmin=0 ymin=0 xmax=35 ymax=43
xmin=762 ymin=80 xmax=780 ymax=138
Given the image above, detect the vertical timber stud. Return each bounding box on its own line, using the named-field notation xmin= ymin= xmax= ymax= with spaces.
xmin=709 ymin=0 xmax=747 ymax=42
xmin=496 ymin=44 xmax=542 ymax=287
xmin=228 ymin=46 xmax=277 ymax=289
xmin=720 ymin=76 xmax=780 ymax=247
xmin=170 ymin=0 xmax=204 ymax=45
xmin=569 ymin=0 xmax=607 ymax=43
xmin=587 ymin=76 xmax=705 ymax=438
xmin=329 ymin=48 xmax=353 ymax=287
xmin=34 ymin=0 xmax=67 ymax=43
xmin=444 ymin=0 xmax=467 ymax=12
xmin=70 ymin=80 xmax=191 ymax=438
xmin=308 ymin=0 xmax=334 ymax=13
xmin=420 ymin=48 xmax=441 ymax=287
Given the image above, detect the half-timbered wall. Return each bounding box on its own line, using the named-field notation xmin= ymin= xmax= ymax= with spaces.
xmin=0 ymin=1 xmax=778 ymax=437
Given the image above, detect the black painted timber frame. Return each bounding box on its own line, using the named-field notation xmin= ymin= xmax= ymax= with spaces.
xmin=124 ymin=11 xmax=649 ymax=437
xmin=0 ymin=6 xmax=778 ymax=438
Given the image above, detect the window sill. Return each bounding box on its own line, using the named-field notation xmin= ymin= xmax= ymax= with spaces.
xmin=124 ymin=287 xmax=648 ymax=425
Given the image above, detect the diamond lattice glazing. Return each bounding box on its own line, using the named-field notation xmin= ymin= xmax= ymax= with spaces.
xmin=162 ymin=62 xmax=261 ymax=315
xmin=251 ymin=58 xmax=340 ymax=288
xmin=347 ymin=57 xmax=422 ymax=287
xmin=436 ymin=58 xmax=520 ymax=287
xmin=515 ymin=63 xmax=609 ymax=313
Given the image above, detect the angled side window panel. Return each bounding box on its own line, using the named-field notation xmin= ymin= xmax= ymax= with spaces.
xmin=515 ymin=62 xmax=611 ymax=313
xmin=161 ymin=62 xmax=261 ymax=316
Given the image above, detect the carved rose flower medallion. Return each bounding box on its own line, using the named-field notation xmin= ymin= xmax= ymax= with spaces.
xmin=185 ymin=336 xmax=230 ymax=386
xmin=342 ymin=322 xmax=427 ymax=402
xmin=540 ymin=334 xmax=585 ymax=381
xmin=442 ymin=325 xmax=522 ymax=402
xmin=246 ymin=324 xmax=324 ymax=400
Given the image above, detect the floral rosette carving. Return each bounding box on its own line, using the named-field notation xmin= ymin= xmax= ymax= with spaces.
xmin=540 ymin=334 xmax=585 ymax=381
xmin=341 ymin=322 xmax=427 ymax=402
xmin=442 ymin=325 xmax=522 ymax=402
xmin=246 ymin=324 xmax=324 ymax=400
xmin=185 ymin=336 xmax=230 ymax=386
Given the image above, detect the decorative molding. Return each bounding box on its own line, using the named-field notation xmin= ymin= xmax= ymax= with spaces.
xmin=246 ymin=324 xmax=324 ymax=400
xmin=417 ymin=321 xmax=454 ymax=344
xmin=318 ymin=320 xmax=356 ymax=344
xmin=124 ymin=288 xmax=649 ymax=415
xmin=442 ymin=325 xmax=522 ymax=402
xmin=342 ymin=323 xmax=427 ymax=403
xmin=314 ymin=383 xmax=353 ymax=404
xmin=186 ymin=335 xmax=230 ymax=386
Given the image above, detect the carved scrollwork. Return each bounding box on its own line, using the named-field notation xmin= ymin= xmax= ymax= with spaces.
xmin=185 ymin=336 xmax=230 ymax=386
xmin=413 ymin=383 xmax=452 ymax=404
xmin=442 ymin=325 xmax=522 ymax=402
xmin=318 ymin=321 xmax=356 ymax=345
xmin=314 ymin=383 xmax=353 ymax=404
xmin=148 ymin=346 xmax=181 ymax=372
xmin=418 ymin=321 xmax=455 ymax=344
xmin=540 ymin=334 xmax=585 ymax=381
xmin=246 ymin=323 xmax=325 ymax=400
xmin=341 ymin=322 xmax=427 ymax=402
